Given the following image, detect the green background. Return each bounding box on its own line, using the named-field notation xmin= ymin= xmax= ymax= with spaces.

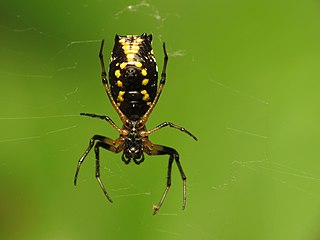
xmin=1 ymin=0 xmax=320 ymax=239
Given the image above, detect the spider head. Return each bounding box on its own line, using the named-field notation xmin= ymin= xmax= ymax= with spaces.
xmin=122 ymin=121 xmax=144 ymax=164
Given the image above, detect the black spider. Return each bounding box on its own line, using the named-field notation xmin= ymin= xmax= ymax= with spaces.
xmin=74 ymin=33 xmax=197 ymax=214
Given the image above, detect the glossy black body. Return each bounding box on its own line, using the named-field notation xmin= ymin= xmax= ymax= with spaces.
xmin=108 ymin=34 xmax=158 ymax=120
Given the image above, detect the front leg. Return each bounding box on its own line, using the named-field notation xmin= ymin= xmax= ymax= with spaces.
xmin=74 ymin=135 xmax=124 ymax=203
xmin=147 ymin=121 xmax=197 ymax=141
xmin=74 ymin=135 xmax=114 ymax=186
xmin=141 ymin=43 xmax=168 ymax=122
xmin=80 ymin=113 xmax=122 ymax=133
xmin=99 ymin=40 xmax=126 ymax=122
xmin=145 ymin=144 xmax=186 ymax=215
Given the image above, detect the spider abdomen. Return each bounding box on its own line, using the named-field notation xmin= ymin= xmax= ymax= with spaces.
xmin=108 ymin=33 xmax=158 ymax=120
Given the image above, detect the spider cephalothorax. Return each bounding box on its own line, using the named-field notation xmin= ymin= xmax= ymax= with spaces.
xmin=121 ymin=121 xmax=145 ymax=164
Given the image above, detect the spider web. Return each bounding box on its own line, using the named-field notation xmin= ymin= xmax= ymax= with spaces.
xmin=0 ymin=1 xmax=190 ymax=239
xmin=1 ymin=1 xmax=320 ymax=240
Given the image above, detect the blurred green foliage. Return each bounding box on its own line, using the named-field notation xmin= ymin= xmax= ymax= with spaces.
xmin=1 ymin=0 xmax=320 ymax=239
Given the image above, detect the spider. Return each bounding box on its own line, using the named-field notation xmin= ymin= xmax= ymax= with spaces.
xmin=74 ymin=33 xmax=197 ymax=214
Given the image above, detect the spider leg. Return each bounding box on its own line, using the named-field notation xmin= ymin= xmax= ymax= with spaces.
xmin=147 ymin=122 xmax=197 ymax=141
xmin=99 ymin=40 xmax=126 ymax=122
xmin=145 ymin=144 xmax=186 ymax=215
xmin=80 ymin=113 xmax=122 ymax=133
xmin=74 ymin=135 xmax=112 ymax=185
xmin=74 ymin=135 xmax=123 ymax=203
xmin=94 ymin=141 xmax=117 ymax=203
xmin=141 ymin=42 xmax=168 ymax=122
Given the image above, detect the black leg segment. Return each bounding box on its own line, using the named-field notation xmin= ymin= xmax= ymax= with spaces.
xmin=80 ymin=113 xmax=121 ymax=133
xmin=94 ymin=141 xmax=115 ymax=203
xmin=148 ymin=121 xmax=197 ymax=141
xmin=99 ymin=39 xmax=107 ymax=84
xmin=74 ymin=135 xmax=117 ymax=203
xmin=146 ymin=144 xmax=186 ymax=215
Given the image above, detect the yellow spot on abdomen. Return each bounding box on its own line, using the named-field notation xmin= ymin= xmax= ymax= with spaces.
xmin=117 ymin=91 xmax=125 ymax=102
xmin=141 ymin=68 xmax=147 ymax=76
xmin=141 ymin=90 xmax=150 ymax=101
xmin=120 ymin=62 xmax=127 ymax=69
xmin=135 ymin=62 xmax=142 ymax=68
xmin=126 ymin=54 xmax=135 ymax=61
xmin=115 ymin=70 xmax=121 ymax=78
xmin=131 ymin=45 xmax=140 ymax=51
xmin=122 ymin=45 xmax=139 ymax=54
xmin=117 ymin=80 xmax=123 ymax=87
xmin=142 ymin=78 xmax=149 ymax=85
xmin=143 ymin=93 xmax=150 ymax=101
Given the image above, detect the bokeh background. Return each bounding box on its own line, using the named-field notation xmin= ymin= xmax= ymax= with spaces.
xmin=1 ymin=0 xmax=320 ymax=239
